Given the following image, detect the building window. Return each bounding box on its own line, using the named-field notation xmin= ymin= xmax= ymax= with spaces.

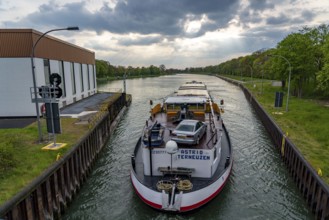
xmin=92 ymin=65 xmax=96 ymax=89
xmin=80 ymin=64 xmax=84 ymax=92
xmin=59 ymin=61 xmax=66 ymax=97
xmin=87 ymin=64 xmax=91 ymax=90
xmin=43 ymin=59 xmax=50 ymax=85
xmin=71 ymin=62 xmax=76 ymax=95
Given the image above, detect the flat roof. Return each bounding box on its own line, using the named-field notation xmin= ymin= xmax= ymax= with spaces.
xmin=0 ymin=29 xmax=95 ymax=64
xmin=179 ymin=82 xmax=207 ymax=90
xmin=165 ymin=96 xmax=207 ymax=104
xmin=176 ymin=89 xmax=209 ymax=98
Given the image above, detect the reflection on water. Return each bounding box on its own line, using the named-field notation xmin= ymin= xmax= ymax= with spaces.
xmin=63 ymin=74 xmax=313 ymax=220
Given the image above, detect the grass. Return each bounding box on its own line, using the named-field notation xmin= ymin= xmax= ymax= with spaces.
xmin=220 ymin=74 xmax=329 ymax=184
xmin=0 ymin=93 xmax=126 ymax=205
xmin=0 ymin=117 xmax=89 ymax=205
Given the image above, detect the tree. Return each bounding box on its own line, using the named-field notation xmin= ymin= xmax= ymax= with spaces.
xmin=159 ymin=64 xmax=166 ymax=73
xmin=316 ymin=65 xmax=329 ymax=97
xmin=141 ymin=67 xmax=149 ymax=76
xmin=301 ymin=25 xmax=329 ymax=84
xmin=316 ymin=34 xmax=329 ymax=97
xmin=95 ymin=60 xmax=108 ymax=78
xmin=276 ymin=33 xmax=316 ymax=98
xmin=116 ymin=66 xmax=126 ymax=78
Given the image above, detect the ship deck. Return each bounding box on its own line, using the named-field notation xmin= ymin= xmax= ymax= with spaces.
xmin=145 ymin=111 xmax=220 ymax=150
xmin=132 ymin=117 xmax=232 ymax=192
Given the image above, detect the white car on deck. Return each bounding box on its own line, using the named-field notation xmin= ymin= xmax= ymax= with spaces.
xmin=171 ymin=120 xmax=207 ymax=145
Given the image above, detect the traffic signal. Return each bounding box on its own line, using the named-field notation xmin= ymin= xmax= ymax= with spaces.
xmin=38 ymin=86 xmax=50 ymax=98
xmin=53 ymin=87 xmax=63 ymax=98
xmin=50 ymin=73 xmax=63 ymax=98
xmin=38 ymin=86 xmax=62 ymax=98
xmin=50 ymin=73 xmax=62 ymax=86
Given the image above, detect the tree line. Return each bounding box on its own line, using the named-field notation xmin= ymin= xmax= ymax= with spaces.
xmin=188 ymin=24 xmax=329 ymax=99
xmin=95 ymin=61 xmax=185 ymax=79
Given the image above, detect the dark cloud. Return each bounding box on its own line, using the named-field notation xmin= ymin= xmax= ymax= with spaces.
xmin=266 ymin=13 xmax=291 ymax=25
xmin=300 ymin=10 xmax=316 ymax=21
xmin=237 ymin=0 xmax=311 ymax=28
xmin=117 ymin=35 xmax=163 ymax=46
xmin=4 ymin=0 xmax=239 ymax=38
xmin=238 ymin=9 xmax=264 ymax=27
xmin=266 ymin=9 xmax=315 ymax=26
xmin=3 ymin=2 xmax=96 ymax=30
xmin=236 ymin=0 xmax=277 ymax=28
xmin=248 ymin=0 xmax=275 ymax=11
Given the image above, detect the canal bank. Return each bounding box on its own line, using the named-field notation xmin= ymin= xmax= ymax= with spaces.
xmin=0 ymin=92 xmax=132 ymax=219
xmin=217 ymin=75 xmax=329 ymax=220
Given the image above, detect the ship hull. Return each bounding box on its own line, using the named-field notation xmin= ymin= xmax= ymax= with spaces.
xmin=131 ymin=158 xmax=232 ymax=212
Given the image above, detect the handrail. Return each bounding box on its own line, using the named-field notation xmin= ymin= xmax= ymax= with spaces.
xmin=206 ymin=129 xmax=217 ymax=149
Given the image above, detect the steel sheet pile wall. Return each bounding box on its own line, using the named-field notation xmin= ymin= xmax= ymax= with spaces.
xmin=0 ymin=93 xmax=128 ymax=220
xmin=219 ymin=76 xmax=329 ymax=220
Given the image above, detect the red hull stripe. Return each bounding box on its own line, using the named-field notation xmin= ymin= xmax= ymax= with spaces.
xmin=180 ymin=161 xmax=233 ymax=212
xmin=131 ymin=175 xmax=162 ymax=209
xmin=180 ymin=173 xmax=228 ymax=211
xmin=131 ymin=163 xmax=233 ymax=212
xmin=180 ymin=165 xmax=232 ymax=212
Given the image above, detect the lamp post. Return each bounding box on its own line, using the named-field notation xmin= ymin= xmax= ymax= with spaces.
xmin=31 ymin=26 xmax=79 ymax=142
xmin=267 ymin=54 xmax=292 ymax=112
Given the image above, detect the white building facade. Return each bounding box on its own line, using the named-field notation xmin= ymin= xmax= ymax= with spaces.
xmin=0 ymin=29 xmax=97 ymax=117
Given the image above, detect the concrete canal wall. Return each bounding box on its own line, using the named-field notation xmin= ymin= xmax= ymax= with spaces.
xmin=0 ymin=93 xmax=132 ymax=220
xmin=218 ymin=76 xmax=329 ymax=220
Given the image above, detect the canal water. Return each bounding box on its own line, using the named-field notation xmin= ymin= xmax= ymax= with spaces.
xmin=63 ymin=74 xmax=313 ymax=220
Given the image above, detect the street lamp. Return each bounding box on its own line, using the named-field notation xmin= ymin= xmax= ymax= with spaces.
xmin=267 ymin=54 xmax=292 ymax=112
xmin=31 ymin=26 xmax=79 ymax=142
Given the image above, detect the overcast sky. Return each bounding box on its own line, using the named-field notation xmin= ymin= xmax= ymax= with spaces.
xmin=1 ymin=0 xmax=328 ymax=69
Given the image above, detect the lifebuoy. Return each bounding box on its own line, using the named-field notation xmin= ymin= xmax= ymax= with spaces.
xmin=41 ymin=104 xmax=46 ymax=116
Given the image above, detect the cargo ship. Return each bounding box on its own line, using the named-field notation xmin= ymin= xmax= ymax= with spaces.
xmin=130 ymin=81 xmax=233 ymax=212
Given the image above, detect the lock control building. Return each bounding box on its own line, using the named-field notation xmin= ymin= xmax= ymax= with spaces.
xmin=0 ymin=29 xmax=97 ymax=117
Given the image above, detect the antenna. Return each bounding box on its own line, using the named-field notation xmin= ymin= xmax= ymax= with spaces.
xmin=165 ymin=140 xmax=178 ymax=172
